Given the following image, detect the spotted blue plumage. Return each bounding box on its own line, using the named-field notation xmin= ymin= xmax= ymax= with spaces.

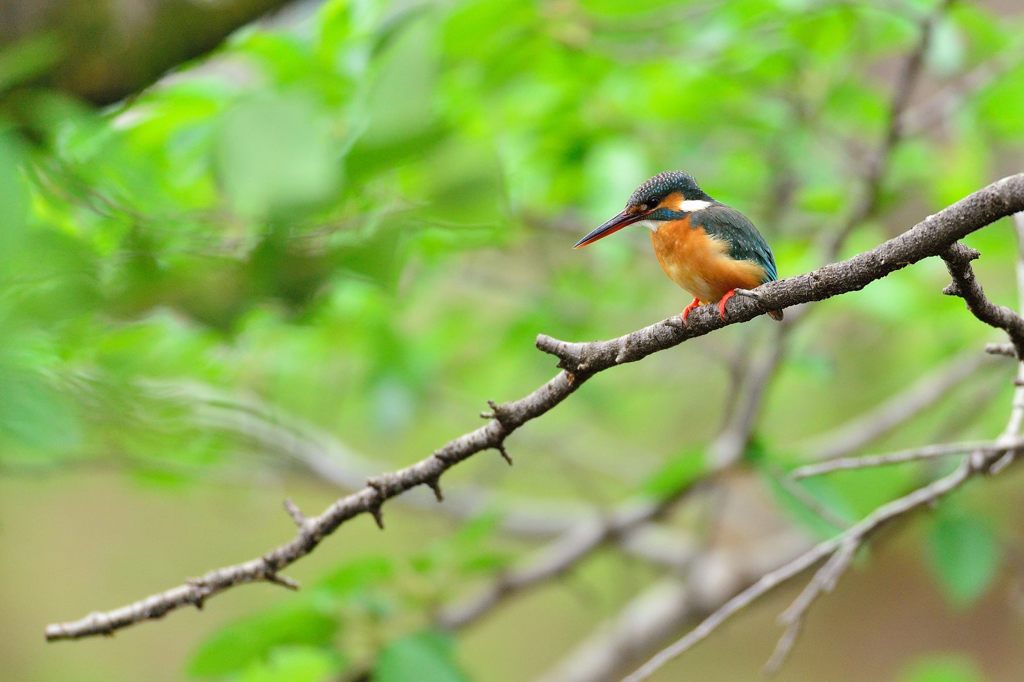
xmin=629 ymin=171 xmax=709 ymax=207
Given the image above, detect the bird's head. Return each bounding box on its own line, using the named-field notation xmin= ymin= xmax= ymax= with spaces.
xmin=574 ymin=171 xmax=714 ymax=248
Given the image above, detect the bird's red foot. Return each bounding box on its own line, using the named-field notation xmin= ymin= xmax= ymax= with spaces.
xmin=717 ymin=289 xmax=737 ymax=320
xmin=680 ymin=297 xmax=701 ymax=324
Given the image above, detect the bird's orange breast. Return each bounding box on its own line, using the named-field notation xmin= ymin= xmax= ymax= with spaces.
xmin=649 ymin=217 xmax=766 ymax=303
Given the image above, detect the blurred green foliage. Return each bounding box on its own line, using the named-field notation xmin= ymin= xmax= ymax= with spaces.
xmin=899 ymin=654 xmax=987 ymax=682
xmin=189 ymin=602 xmax=341 ymax=677
xmin=2 ymin=0 xmax=1024 ymax=679
xmin=927 ymin=506 xmax=1001 ymax=607
xmin=374 ymin=631 xmax=468 ymax=682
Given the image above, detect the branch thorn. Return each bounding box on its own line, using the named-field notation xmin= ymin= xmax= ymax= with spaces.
xmin=427 ymin=476 xmax=444 ymax=502
xmin=495 ymin=441 xmax=513 ymax=466
xmin=283 ymin=498 xmax=306 ymax=527
xmin=265 ymin=573 xmax=300 ymax=591
xmin=485 ymin=400 xmax=514 ymax=427
xmin=369 ymin=504 xmax=385 ymax=529
xmin=366 ymin=477 xmax=388 ymax=529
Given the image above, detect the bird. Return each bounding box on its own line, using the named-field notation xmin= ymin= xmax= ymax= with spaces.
xmin=573 ymin=171 xmax=782 ymax=322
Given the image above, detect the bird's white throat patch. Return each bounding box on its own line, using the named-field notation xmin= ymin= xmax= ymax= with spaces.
xmin=637 ymin=219 xmax=658 ymax=232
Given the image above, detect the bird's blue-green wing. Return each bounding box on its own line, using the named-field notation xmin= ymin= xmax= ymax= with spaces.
xmin=694 ymin=205 xmax=778 ymax=282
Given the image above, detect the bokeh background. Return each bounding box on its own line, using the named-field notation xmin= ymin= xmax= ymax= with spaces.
xmin=2 ymin=0 xmax=1024 ymax=680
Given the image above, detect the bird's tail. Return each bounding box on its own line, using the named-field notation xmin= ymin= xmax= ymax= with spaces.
xmin=767 ymin=309 xmax=784 ymax=321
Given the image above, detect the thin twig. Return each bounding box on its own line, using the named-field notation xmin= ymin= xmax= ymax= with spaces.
xmin=767 ymin=467 xmax=848 ymax=528
xmin=902 ymin=41 xmax=1024 ymax=136
xmin=436 ymin=499 xmax=701 ymax=629
xmin=942 ymin=242 xmax=1024 ymax=357
xmin=625 ymin=456 xmax=979 ymax=682
xmin=797 ymin=350 xmax=998 ymax=461
xmin=791 ymin=438 xmax=1024 ymax=479
xmin=535 ymin=529 xmax=811 ymax=682
xmin=986 ymin=342 xmax=1016 ymax=358
xmin=822 ymin=0 xmax=952 ymax=259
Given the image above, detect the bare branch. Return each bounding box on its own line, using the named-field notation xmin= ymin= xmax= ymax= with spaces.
xmin=536 ymin=529 xmax=811 ymax=682
xmin=0 ymin=0 xmax=300 ymax=104
xmin=436 ymin=499 xmax=700 ymax=630
xmin=626 ymin=209 xmax=1024 ymax=682
xmin=987 ymin=342 xmax=1017 ymax=358
xmin=902 ymin=41 xmax=1024 ymax=136
xmin=767 ymin=467 xmax=848 ymax=529
xmin=765 ymin=214 xmax=1024 ymax=674
xmin=942 ymin=242 xmax=1024 ymax=357
xmin=538 ymin=175 xmax=1024 ymax=373
xmin=437 ymin=325 xmax=790 ymax=631
xmin=822 ymin=0 xmax=952 ymax=258
xmin=797 ymin=350 xmax=998 ymax=461
xmin=791 ymin=438 xmax=1024 ymax=479
xmin=282 ymin=498 xmax=306 ymax=527
xmin=763 ymin=537 xmax=858 ymax=674
xmin=45 ymin=174 xmax=1024 ymax=642
xmin=180 ymin=382 xmax=599 ymax=539
xmin=625 ymin=456 xmax=981 ymax=682
xmin=439 ymin=267 xmax=798 ymax=631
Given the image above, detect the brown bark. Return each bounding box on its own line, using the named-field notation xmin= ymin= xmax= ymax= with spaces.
xmin=0 ymin=0 xmax=295 ymax=104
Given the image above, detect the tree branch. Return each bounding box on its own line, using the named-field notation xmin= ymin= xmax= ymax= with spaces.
xmin=44 ymin=174 xmax=1024 ymax=642
xmin=792 ymin=438 xmax=1024 ymax=479
xmin=435 ymin=497 xmax=700 ymax=630
xmin=537 ymin=174 xmax=1024 ymax=373
xmin=435 ymin=319 xmax=793 ymax=630
xmin=625 ymin=208 xmax=1024 ymax=682
xmin=796 ymin=350 xmax=999 ymax=461
xmin=0 ymin=0 xmax=301 ymax=104
xmin=821 ymin=0 xmax=951 ymax=258
xmin=625 ymin=455 xmax=983 ymax=682
xmin=942 ymin=242 xmax=1024 ymax=357
xmin=536 ymin=529 xmax=811 ymax=682
xmin=178 ymin=381 xmax=604 ymax=539
xmin=986 ymin=342 xmax=1017 ymax=358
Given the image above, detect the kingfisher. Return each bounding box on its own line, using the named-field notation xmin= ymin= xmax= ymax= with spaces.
xmin=574 ymin=171 xmax=782 ymax=322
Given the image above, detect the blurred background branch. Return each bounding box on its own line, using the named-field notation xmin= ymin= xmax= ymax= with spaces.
xmin=0 ymin=0 xmax=306 ymax=104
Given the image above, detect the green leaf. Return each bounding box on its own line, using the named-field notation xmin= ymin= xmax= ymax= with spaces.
xmin=927 ymin=511 xmax=1001 ymax=607
xmin=639 ymin=449 xmax=707 ymax=502
xmin=977 ymin=65 xmax=1024 ymax=139
xmin=188 ymin=603 xmax=339 ymax=677
xmin=451 ymin=511 xmax=503 ymax=547
xmin=215 ymin=92 xmax=339 ymax=217
xmin=373 ymin=631 xmax=468 ymax=682
xmin=897 ymin=653 xmax=986 ymax=682
xmin=240 ymin=646 xmax=345 ymax=682
xmin=929 ymin=137 xmax=990 ymax=208
xmin=316 ymin=556 xmax=394 ymax=598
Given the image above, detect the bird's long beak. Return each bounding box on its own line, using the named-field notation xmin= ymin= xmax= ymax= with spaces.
xmin=573 ymin=210 xmax=645 ymax=248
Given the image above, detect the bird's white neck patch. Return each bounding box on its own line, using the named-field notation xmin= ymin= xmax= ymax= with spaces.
xmin=636 ymin=219 xmax=658 ymax=232
xmin=674 ymin=199 xmax=712 ymax=213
